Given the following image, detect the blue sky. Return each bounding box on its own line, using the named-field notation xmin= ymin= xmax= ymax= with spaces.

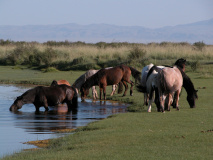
xmin=0 ymin=0 xmax=213 ymax=28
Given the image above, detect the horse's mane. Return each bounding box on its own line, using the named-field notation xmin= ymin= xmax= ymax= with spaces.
xmin=174 ymin=58 xmax=186 ymax=71
xmin=146 ymin=66 xmax=162 ymax=82
xmin=83 ymin=72 xmax=99 ymax=90
xmin=177 ymin=67 xmax=197 ymax=96
xmin=128 ymin=66 xmax=141 ymax=84
xmin=72 ymin=74 xmax=86 ymax=89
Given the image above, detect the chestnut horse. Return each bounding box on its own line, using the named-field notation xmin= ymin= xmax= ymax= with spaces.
xmin=10 ymin=84 xmax=78 ymax=112
xmin=80 ymin=64 xmax=141 ymax=100
xmin=55 ymin=79 xmax=71 ymax=86
xmin=73 ymin=68 xmax=127 ymax=100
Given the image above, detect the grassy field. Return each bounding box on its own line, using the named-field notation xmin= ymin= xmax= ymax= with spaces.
xmin=1 ymin=64 xmax=213 ymax=160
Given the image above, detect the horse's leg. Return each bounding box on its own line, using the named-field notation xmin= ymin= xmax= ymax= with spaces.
xmin=103 ymin=86 xmax=107 ymax=100
xmin=43 ymin=97 xmax=49 ymax=111
xmin=154 ymin=87 xmax=161 ymax=112
xmin=94 ymin=86 xmax=99 ymax=99
xmin=35 ymin=105 xmax=40 ymax=112
xmin=172 ymin=91 xmax=178 ymax=108
xmin=92 ymin=86 xmax=96 ymax=100
xmin=122 ymin=81 xmax=128 ymax=96
xmin=66 ymin=101 xmax=72 ymax=111
xmin=147 ymin=87 xmax=154 ymax=112
xmin=99 ymin=87 xmax=103 ymax=100
xmin=175 ymin=89 xmax=181 ymax=111
xmin=159 ymin=92 xmax=166 ymax=113
xmin=129 ymin=80 xmax=134 ymax=96
xmin=110 ymin=84 xmax=117 ymax=96
xmin=166 ymin=94 xmax=173 ymax=111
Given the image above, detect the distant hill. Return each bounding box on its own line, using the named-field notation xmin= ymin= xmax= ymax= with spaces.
xmin=0 ymin=18 xmax=213 ymax=44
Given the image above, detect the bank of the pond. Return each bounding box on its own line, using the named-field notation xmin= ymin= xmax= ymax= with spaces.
xmin=1 ymin=66 xmax=213 ymax=160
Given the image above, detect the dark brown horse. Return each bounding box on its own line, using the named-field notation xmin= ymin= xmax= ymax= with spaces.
xmin=80 ymin=64 xmax=141 ymax=100
xmin=10 ymin=83 xmax=78 ymax=112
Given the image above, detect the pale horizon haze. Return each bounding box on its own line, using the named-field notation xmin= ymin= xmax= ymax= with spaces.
xmin=0 ymin=0 xmax=213 ymax=28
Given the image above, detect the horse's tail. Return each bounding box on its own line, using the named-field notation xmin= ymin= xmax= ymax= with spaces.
xmin=136 ymin=84 xmax=146 ymax=93
xmin=159 ymin=71 xmax=167 ymax=93
xmin=129 ymin=66 xmax=141 ymax=84
xmin=117 ymin=82 xmax=123 ymax=94
xmin=71 ymin=86 xmax=78 ymax=107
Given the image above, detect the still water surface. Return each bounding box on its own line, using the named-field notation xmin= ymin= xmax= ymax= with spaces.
xmin=0 ymin=84 xmax=127 ymax=158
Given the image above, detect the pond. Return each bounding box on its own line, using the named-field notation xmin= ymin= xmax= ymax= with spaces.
xmin=0 ymin=84 xmax=128 ymax=158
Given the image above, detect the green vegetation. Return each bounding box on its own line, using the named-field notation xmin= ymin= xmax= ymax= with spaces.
xmin=1 ymin=40 xmax=213 ymax=72
xmin=1 ymin=40 xmax=213 ymax=159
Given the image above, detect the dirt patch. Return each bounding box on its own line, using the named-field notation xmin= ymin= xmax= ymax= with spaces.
xmin=51 ymin=128 xmax=76 ymax=133
xmin=24 ymin=139 xmax=50 ymax=148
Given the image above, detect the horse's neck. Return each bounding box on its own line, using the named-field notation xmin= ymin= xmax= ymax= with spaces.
xmin=72 ymin=74 xmax=86 ymax=89
xmin=84 ymin=73 xmax=98 ymax=88
xmin=182 ymin=74 xmax=195 ymax=94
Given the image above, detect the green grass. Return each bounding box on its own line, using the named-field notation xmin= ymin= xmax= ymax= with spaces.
xmin=1 ymin=65 xmax=213 ymax=160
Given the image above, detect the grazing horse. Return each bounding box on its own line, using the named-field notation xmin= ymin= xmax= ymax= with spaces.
xmin=173 ymin=68 xmax=198 ymax=108
xmin=9 ymin=84 xmax=78 ymax=112
xmin=72 ymin=68 xmax=125 ymax=100
xmin=80 ymin=64 xmax=140 ymax=100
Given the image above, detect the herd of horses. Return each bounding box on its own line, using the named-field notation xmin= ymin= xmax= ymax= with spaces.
xmin=9 ymin=58 xmax=198 ymax=113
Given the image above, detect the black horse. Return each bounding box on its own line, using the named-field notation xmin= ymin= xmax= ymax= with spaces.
xmin=10 ymin=84 xmax=78 ymax=112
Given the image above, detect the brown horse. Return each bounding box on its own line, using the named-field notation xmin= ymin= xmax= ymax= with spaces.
xmin=10 ymin=84 xmax=78 ymax=112
xmin=80 ymin=64 xmax=140 ymax=100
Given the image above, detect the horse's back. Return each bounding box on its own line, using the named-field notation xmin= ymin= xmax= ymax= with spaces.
xmin=141 ymin=64 xmax=154 ymax=86
xmin=160 ymin=67 xmax=183 ymax=92
xmin=57 ymin=80 xmax=71 ymax=86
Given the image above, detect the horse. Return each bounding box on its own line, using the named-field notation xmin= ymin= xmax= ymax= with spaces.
xmin=9 ymin=84 xmax=78 ymax=112
xmin=54 ymin=79 xmax=71 ymax=86
xmin=137 ymin=58 xmax=187 ymax=112
xmin=80 ymin=64 xmax=141 ymax=100
xmin=72 ymin=68 xmax=123 ymax=100
xmin=173 ymin=68 xmax=198 ymax=108
xmin=156 ymin=67 xmax=183 ymax=112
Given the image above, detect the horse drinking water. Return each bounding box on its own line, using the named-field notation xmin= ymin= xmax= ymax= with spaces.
xmin=10 ymin=84 xmax=78 ymax=112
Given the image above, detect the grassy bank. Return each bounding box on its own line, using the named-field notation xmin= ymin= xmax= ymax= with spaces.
xmin=1 ymin=65 xmax=213 ymax=159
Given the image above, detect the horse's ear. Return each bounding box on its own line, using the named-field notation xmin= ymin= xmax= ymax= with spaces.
xmin=17 ymin=96 xmax=22 ymax=100
xmin=51 ymin=80 xmax=58 ymax=86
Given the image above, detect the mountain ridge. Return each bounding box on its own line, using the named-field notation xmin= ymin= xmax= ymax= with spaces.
xmin=0 ymin=18 xmax=213 ymax=44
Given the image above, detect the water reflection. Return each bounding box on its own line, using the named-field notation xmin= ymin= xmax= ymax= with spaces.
xmin=0 ymin=84 xmax=127 ymax=157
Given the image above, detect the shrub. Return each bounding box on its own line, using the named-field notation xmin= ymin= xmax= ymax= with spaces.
xmin=190 ymin=60 xmax=200 ymax=72
xmin=193 ymin=41 xmax=205 ymax=51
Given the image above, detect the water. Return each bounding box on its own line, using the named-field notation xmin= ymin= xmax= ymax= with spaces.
xmin=0 ymin=84 xmax=127 ymax=158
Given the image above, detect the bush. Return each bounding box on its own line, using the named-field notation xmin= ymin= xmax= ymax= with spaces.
xmin=193 ymin=41 xmax=205 ymax=51
xmin=190 ymin=60 xmax=200 ymax=72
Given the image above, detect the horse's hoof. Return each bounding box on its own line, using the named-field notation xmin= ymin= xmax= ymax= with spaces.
xmin=147 ymin=110 xmax=151 ymax=112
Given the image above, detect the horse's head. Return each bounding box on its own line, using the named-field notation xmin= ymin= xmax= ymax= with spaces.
xmin=9 ymin=96 xmax=23 ymax=111
xmin=80 ymin=85 xmax=89 ymax=101
xmin=187 ymin=90 xmax=198 ymax=108
xmin=175 ymin=58 xmax=186 ymax=72
xmin=50 ymin=80 xmax=58 ymax=86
